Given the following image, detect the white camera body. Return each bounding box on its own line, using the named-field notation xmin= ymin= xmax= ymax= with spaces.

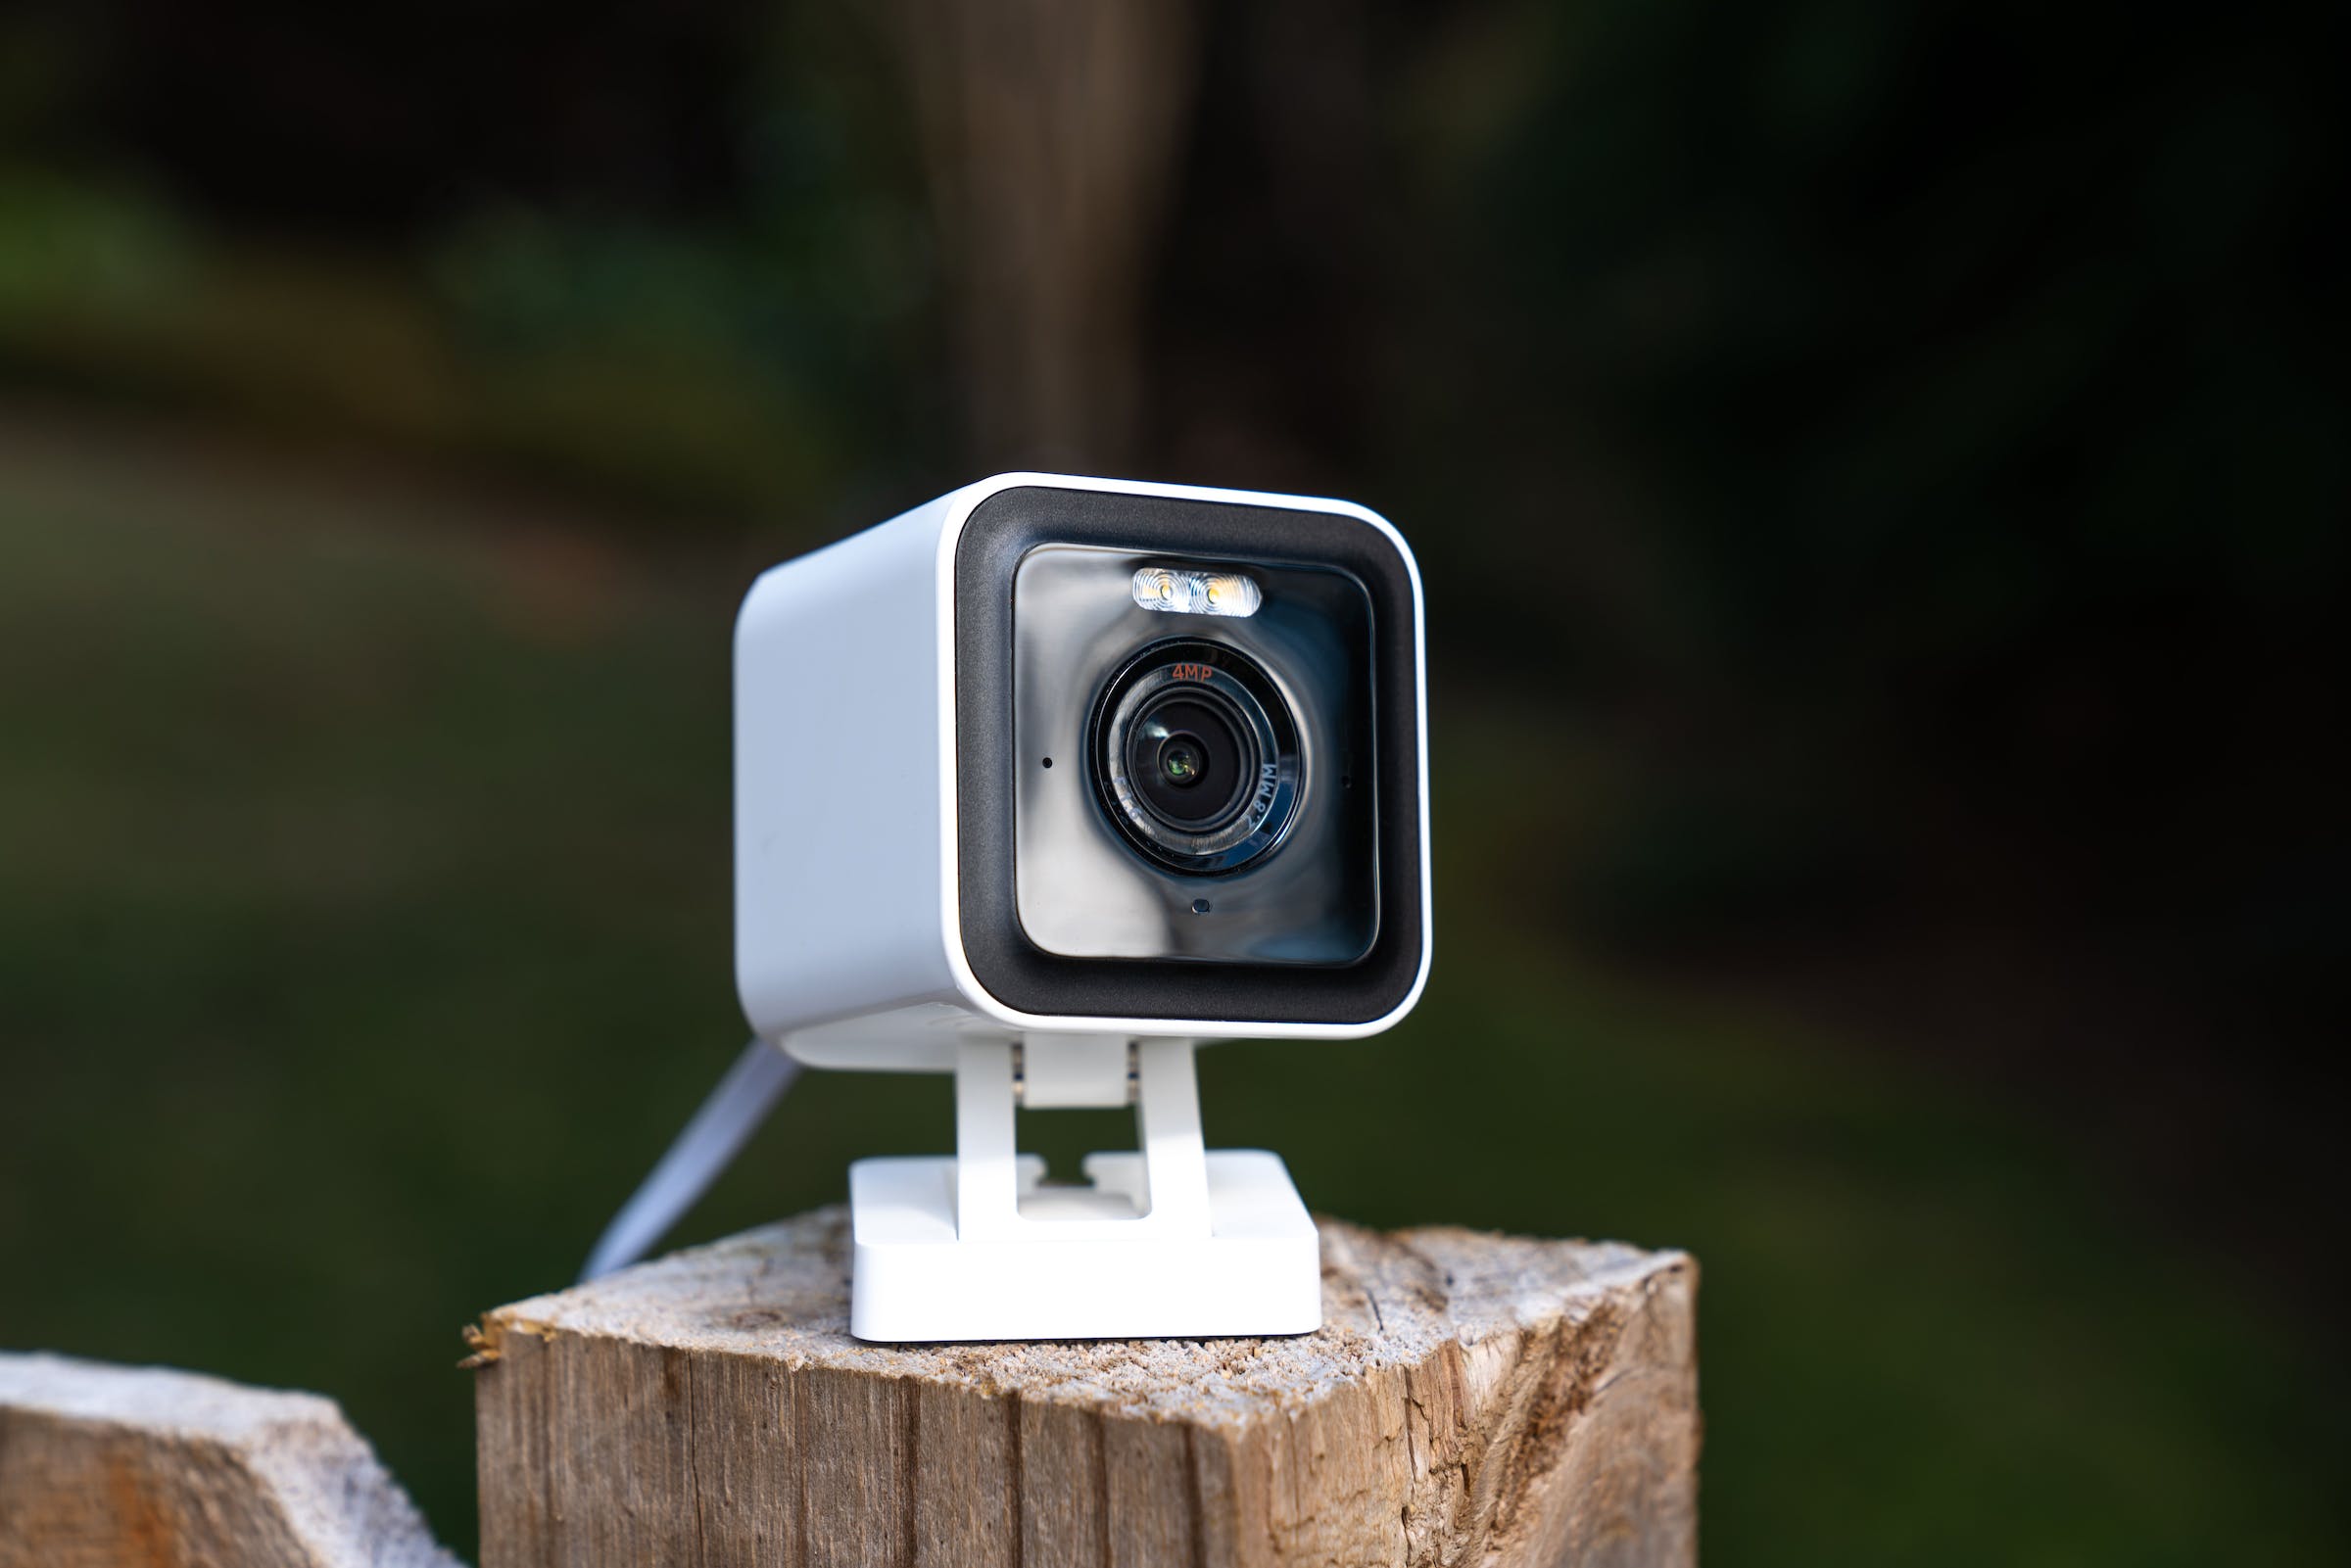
xmin=734 ymin=472 xmax=1431 ymax=1340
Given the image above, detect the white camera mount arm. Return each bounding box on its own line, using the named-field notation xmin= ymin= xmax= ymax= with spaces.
xmin=953 ymin=1036 xmax=1203 ymax=1239
xmin=584 ymin=1029 xmax=1320 ymax=1343
xmin=850 ymin=1032 xmax=1319 ymax=1342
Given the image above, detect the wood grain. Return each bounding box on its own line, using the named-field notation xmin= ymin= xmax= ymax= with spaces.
xmin=0 ymin=1352 xmax=459 ymax=1568
xmin=473 ymin=1209 xmax=1699 ymax=1567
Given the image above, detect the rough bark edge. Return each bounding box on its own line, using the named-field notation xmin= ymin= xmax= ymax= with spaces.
xmin=0 ymin=1351 xmax=462 ymax=1568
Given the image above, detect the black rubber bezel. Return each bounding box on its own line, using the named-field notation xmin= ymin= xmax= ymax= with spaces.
xmin=954 ymin=485 xmax=1424 ymax=1023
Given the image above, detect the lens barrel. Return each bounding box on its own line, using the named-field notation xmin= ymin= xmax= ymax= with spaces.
xmin=1089 ymin=639 xmax=1303 ymax=875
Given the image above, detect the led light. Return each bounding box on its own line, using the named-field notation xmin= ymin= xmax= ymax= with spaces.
xmin=1130 ymin=566 xmax=1262 ymax=617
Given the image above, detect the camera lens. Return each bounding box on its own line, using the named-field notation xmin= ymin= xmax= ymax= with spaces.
xmin=1089 ymin=639 xmax=1303 ymax=875
xmin=1128 ymin=695 xmax=1252 ymax=830
xmin=1158 ymin=736 xmax=1202 ymax=787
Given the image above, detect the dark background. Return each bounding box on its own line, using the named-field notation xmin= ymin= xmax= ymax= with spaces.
xmin=2 ymin=1 xmax=2342 ymax=1560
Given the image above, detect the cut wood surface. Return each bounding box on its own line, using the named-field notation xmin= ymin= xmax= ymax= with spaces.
xmin=0 ymin=1351 xmax=459 ymax=1568
xmin=472 ymin=1207 xmax=1699 ymax=1567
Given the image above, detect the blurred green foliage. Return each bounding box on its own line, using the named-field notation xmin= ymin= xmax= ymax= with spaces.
xmin=0 ymin=4 xmax=936 ymax=513
xmin=0 ymin=163 xmax=922 ymax=510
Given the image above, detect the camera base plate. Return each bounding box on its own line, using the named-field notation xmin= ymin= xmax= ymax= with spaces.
xmin=846 ymin=1148 xmax=1320 ymax=1342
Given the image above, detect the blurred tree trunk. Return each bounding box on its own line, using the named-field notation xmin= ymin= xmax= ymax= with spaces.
xmin=889 ymin=0 xmax=1200 ymax=471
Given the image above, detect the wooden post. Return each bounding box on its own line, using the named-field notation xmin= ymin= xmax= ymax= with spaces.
xmin=470 ymin=1208 xmax=1699 ymax=1567
xmin=0 ymin=1352 xmax=458 ymax=1568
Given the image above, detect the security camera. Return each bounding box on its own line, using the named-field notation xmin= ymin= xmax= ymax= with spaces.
xmin=736 ymin=472 xmax=1429 ymax=1056
xmin=722 ymin=473 xmax=1427 ymax=1340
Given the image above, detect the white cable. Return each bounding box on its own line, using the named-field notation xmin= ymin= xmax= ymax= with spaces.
xmin=579 ymin=1039 xmax=802 ymax=1283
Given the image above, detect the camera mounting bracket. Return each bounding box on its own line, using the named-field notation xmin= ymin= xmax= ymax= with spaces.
xmin=844 ymin=1035 xmax=1322 ymax=1341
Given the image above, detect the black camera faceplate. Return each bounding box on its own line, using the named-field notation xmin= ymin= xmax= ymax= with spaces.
xmin=1022 ymin=561 xmax=1366 ymax=950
